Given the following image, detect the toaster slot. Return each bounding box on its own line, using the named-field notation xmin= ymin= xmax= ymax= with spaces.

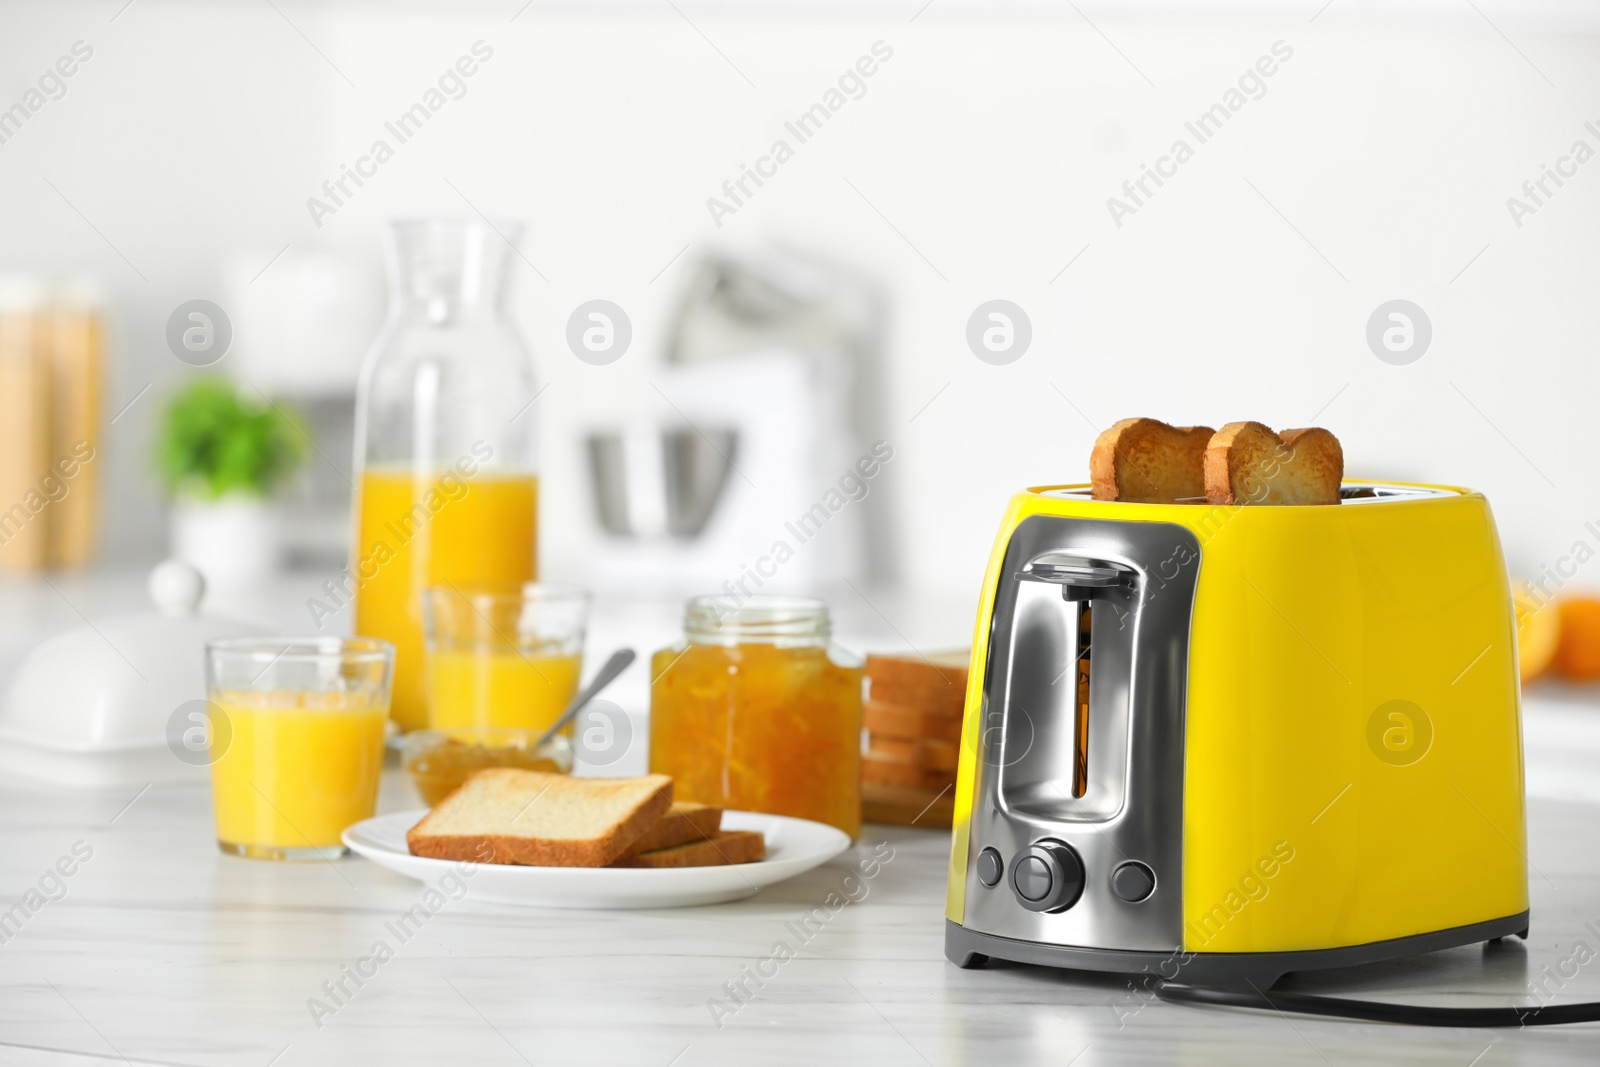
xmin=1073 ymin=604 xmax=1091 ymax=798
xmin=993 ymin=557 xmax=1133 ymax=822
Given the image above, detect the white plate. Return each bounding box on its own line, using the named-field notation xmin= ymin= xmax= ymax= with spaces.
xmin=342 ymin=809 xmax=852 ymax=909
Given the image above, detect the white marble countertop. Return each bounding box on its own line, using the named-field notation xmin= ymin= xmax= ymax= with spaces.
xmin=4 ymin=567 xmax=1600 ymax=1064
xmin=1 ymin=771 xmax=1599 ymax=1066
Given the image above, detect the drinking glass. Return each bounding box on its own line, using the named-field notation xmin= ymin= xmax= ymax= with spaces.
xmin=206 ymin=637 xmax=393 ymax=860
xmin=423 ymin=583 xmax=589 ymax=734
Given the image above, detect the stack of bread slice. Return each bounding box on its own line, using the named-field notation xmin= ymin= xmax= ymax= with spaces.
xmin=405 ymin=769 xmax=765 ymax=868
xmin=861 ymin=650 xmax=968 ymax=827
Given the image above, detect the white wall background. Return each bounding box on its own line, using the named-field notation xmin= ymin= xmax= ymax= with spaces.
xmin=2 ymin=0 xmax=1597 ymax=602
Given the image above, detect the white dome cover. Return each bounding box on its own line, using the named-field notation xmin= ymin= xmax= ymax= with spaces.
xmin=0 ymin=562 xmax=267 ymax=787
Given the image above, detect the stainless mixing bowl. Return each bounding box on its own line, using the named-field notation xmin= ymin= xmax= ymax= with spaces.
xmin=586 ymin=425 xmax=738 ymax=539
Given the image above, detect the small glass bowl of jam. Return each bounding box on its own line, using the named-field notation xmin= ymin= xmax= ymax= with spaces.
xmin=401 ymin=727 xmax=573 ymax=807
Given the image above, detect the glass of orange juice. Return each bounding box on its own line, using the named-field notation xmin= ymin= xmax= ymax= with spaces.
xmin=423 ymin=583 xmax=588 ymax=734
xmin=205 ymin=637 xmax=394 ymax=860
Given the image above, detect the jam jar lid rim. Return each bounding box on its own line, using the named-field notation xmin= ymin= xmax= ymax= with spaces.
xmin=684 ymin=594 xmax=831 ymax=643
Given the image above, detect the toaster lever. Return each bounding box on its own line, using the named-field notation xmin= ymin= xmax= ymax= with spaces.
xmin=1017 ymin=559 xmax=1124 ymax=600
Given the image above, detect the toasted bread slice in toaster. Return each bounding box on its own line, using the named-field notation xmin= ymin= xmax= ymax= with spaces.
xmin=1203 ymin=422 xmax=1343 ymax=506
xmin=1090 ymin=418 xmax=1215 ymax=503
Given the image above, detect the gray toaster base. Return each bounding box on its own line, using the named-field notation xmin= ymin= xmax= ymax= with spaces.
xmin=946 ymin=912 xmax=1531 ymax=989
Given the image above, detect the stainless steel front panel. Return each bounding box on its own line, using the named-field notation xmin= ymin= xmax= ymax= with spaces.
xmin=960 ymin=515 xmax=1200 ymax=952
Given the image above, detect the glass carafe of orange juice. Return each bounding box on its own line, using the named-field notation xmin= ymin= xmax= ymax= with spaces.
xmin=352 ymin=219 xmax=538 ymax=732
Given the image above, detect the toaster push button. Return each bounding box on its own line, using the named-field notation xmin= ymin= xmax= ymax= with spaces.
xmin=1111 ymin=861 xmax=1156 ymax=903
xmin=1010 ymin=840 xmax=1085 ymax=913
xmin=977 ymin=848 xmax=1004 ymax=887
xmin=1014 ymin=857 xmax=1053 ymax=901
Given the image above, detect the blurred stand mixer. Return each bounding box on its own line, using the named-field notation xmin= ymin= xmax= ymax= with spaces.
xmin=585 ymin=248 xmax=886 ymax=595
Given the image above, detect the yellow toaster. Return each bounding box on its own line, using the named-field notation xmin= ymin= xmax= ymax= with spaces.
xmin=946 ymin=481 xmax=1528 ymax=987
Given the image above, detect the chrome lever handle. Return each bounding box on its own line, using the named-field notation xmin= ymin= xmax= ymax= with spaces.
xmin=1016 ymin=561 xmax=1125 ymax=601
xmin=1021 ymin=563 xmax=1121 ymax=586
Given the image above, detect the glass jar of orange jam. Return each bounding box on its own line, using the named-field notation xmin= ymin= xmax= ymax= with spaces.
xmin=649 ymin=596 xmax=862 ymax=839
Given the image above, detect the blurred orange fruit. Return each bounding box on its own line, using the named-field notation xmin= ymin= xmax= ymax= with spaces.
xmin=1515 ymin=589 xmax=1560 ymax=683
xmin=1554 ymin=596 xmax=1600 ymax=681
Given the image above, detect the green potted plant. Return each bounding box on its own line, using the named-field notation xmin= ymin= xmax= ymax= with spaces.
xmin=157 ymin=378 xmax=307 ymax=589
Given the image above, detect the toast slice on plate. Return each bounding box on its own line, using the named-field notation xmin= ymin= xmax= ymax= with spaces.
xmin=614 ymin=830 xmax=767 ymax=868
xmin=1203 ymin=422 xmax=1343 ymax=506
xmin=616 ymin=802 xmax=723 ymax=860
xmin=1090 ymin=418 xmax=1215 ymax=503
xmin=406 ymin=769 xmax=672 ymax=867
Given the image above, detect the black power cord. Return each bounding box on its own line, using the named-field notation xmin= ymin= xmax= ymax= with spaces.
xmin=1156 ymin=982 xmax=1600 ymax=1027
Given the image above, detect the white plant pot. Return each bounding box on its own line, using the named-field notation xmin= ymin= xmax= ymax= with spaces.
xmin=171 ymin=494 xmax=280 ymax=591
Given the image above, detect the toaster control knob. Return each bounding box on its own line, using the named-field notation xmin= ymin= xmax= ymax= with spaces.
xmin=1010 ymin=840 xmax=1084 ymax=913
xmin=977 ymin=848 xmax=1004 ymax=887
